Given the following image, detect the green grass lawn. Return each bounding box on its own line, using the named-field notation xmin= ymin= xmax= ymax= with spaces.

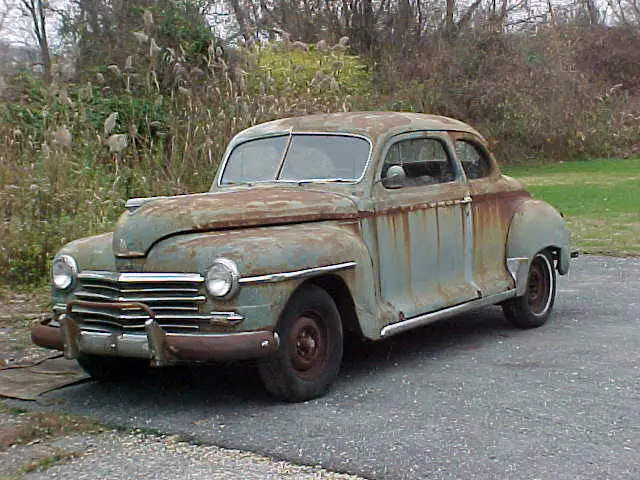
xmin=503 ymin=158 xmax=640 ymax=256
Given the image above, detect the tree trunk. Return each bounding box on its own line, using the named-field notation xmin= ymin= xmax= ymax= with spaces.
xmin=37 ymin=0 xmax=51 ymax=83
xmin=229 ymin=0 xmax=251 ymax=39
xmin=21 ymin=0 xmax=52 ymax=84
xmin=445 ymin=0 xmax=455 ymax=36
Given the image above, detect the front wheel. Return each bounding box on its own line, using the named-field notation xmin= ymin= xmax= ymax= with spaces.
xmin=503 ymin=250 xmax=557 ymax=329
xmin=258 ymin=284 xmax=343 ymax=402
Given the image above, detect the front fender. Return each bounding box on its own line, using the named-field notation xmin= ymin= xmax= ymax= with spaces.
xmin=57 ymin=232 xmax=116 ymax=272
xmin=147 ymin=221 xmax=377 ymax=334
xmin=506 ymin=200 xmax=571 ymax=295
xmin=54 ymin=233 xmax=116 ymax=304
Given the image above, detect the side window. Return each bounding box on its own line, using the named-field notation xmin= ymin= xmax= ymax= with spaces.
xmin=455 ymin=140 xmax=492 ymax=180
xmin=382 ymin=138 xmax=456 ymax=187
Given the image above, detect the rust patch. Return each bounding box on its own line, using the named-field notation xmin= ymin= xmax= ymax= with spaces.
xmin=469 ymin=177 xmax=530 ymax=294
xmin=113 ymin=188 xmax=360 ymax=257
xmin=232 ymin=112 xmax=483 ymax=147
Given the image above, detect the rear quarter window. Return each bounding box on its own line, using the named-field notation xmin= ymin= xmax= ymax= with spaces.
xmin=455 ymin=140 xmax=492 ymax=180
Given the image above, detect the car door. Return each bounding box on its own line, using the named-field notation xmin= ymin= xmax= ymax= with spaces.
xmin=372 ymin=132 xmax=479 ymax=320
xmin=451 ymin=133 xmax=515 ymax=296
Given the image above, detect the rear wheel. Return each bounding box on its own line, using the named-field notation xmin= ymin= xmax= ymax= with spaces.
xmin=77 ymin=355 xmax=149 ymax=381
xmin=503 ymin=250 xmax=557 ymax=329
xmin=258 ymin=284 xmax=343 ymax=402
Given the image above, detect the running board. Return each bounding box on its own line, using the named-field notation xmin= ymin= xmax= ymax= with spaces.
xmin=380 ymin=289 xmax=517 ymax=338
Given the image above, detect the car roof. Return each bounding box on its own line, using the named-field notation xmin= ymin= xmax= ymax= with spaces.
xmin=232 ymin=111 xmax=483 ymax=144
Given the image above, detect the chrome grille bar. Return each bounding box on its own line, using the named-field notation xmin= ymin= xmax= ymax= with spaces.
xmin=66 ymin=270 xmax=216 ymax=333
xmin=75 ymin=292 xmax=206 ymax=303
xmin=78 ymin=272 xmax=204 ymax=283
xmin=79 ymin=284 xmax=200 ymax=294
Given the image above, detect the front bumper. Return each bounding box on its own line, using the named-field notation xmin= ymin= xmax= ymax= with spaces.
xmin=32 ymin=305 xmax=279 ymax=366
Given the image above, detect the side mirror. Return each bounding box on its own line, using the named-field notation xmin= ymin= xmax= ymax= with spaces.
xmin=381 ymin=165 xmax=406 ymax=189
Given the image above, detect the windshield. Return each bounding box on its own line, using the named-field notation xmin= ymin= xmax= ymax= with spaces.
xmin=220 ymin=134 xmax=370 ymax=186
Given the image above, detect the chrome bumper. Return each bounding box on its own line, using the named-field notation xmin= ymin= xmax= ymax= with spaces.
xmin=32 ymin=316 xmax=279 ymax=366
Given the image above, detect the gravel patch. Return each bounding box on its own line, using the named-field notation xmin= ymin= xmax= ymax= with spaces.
xmin=22 ymin=431 xmax=363 ymax=480
xmin=0 ymin=290 xmax=50 ymax=368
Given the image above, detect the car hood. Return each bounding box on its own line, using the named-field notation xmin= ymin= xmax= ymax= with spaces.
xmin=113 ymin=187 xmax=359 ymax=257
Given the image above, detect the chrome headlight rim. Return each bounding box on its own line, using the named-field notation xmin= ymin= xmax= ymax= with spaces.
xmin=205 ymin=258 xmax=240 ymax=300
xmin=52 ymin=255 xmax=78 ymax=290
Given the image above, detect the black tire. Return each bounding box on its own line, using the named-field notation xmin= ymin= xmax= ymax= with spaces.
xmin=258 ymin=284 xmax=343 ymax=402
xmin=77 ymin=355 xmax=149 ymax=381
xmin=503 ymin=250 xmax=557 ymax=329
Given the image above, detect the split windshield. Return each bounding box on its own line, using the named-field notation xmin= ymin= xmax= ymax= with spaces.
xmin=220 ymin=134 xmax=370 ymax=185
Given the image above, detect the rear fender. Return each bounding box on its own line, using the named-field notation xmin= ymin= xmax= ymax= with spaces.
xmin=506 ymin=200 xmax=571 ymax=296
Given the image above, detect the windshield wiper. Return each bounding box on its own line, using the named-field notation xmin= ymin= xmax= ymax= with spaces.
xmin=220 ymin=181 xmax=253 ymax=187
xmin=296 ymin=178 xmax=354 ymax=185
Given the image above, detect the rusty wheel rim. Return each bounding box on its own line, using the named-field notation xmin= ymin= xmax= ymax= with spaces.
xmin=527 ymin=255 xmax=552 ymax=316
xmin=288 ymin=314 xmax=326 ymax=380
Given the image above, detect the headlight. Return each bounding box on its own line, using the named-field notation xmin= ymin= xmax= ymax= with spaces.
xmin=52 ymin=255 xmax=78 ymax=290
xmin=205 ymin=258 xmax=239 ymax=299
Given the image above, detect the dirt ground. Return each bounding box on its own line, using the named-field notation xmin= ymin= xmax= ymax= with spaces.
xmin=0 ymin=289 xmax=51 ymax=369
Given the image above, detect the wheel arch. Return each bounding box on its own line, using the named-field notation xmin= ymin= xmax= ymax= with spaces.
xmin=279 ymin=274 xmax=363 ymax=341
xmin=506 ymin=199 xmax=571 ymax=296
xmin=305 ymin=274 xmax=363 ymax=340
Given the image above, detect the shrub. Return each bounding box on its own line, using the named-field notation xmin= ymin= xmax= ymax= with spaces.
xmin=386 ymin=27 xmax=640 ymax=162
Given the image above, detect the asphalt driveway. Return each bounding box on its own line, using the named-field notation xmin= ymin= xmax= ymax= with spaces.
xmin=21 ymin=255 xmax=640 ymax=479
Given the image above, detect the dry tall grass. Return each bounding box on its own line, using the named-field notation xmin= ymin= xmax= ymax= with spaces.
xmin=0 ymin=39 xmax=374 ymax=285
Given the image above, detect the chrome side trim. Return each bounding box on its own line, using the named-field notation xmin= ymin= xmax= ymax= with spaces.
xmin=78 ymin=272 xmax=204 ymax=283
xmin=78 ymin=262 xmax=356 ymax=289
xmin=125 ymin=195 xmax=170 ymax=210
xmin=208 ymin=311 xmax=245 ymax=322
xmin=239 ymin=261 xmax=357 ymax=285
xmin=380 ymin=289 xmax=517 ymax=338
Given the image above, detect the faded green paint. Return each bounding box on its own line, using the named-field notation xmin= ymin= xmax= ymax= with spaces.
xmin=506 ymin=199 xmax=571 ymax=296
xmin=53 ymin=233 xmax=116 ymax=306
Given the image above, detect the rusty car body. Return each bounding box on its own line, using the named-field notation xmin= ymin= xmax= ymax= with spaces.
xmin=32 ymin=112 xmax=571 ymax=401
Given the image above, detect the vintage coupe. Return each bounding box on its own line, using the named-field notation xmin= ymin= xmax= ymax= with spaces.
xmin=32 ymin=112 xmax=571 ymax=401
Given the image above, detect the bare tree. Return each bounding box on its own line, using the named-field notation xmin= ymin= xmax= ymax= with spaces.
xmin=585 ymin=0 xmax=599 ymax=24
xmin=225 ymin=0 xmax=521 ymax=54
xmin=604 ymin=0 xmax=640 ymax=24
xmin=20 ymin=0 xmax=52 ymax=83
xmin=445 ymin=0 xmax=455 ymax=34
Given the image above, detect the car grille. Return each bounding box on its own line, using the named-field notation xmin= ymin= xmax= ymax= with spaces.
xmin=58 ymin=271 xmax=208 ymax=333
